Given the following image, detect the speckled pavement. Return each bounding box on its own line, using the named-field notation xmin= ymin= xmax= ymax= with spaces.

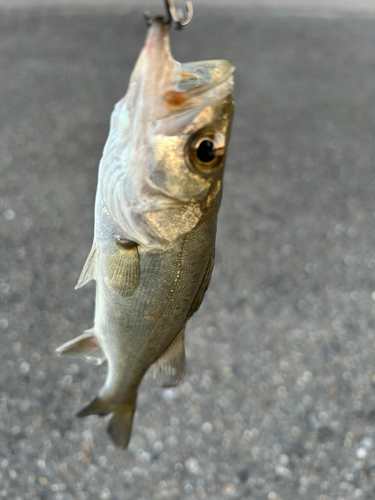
xmin=1 ymin=6 xmax=375 ymax=500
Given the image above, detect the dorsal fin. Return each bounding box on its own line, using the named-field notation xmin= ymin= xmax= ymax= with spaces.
xmin=56 ymin=329 xmax=106 ymax=365
xmin=76 ymin=243 xmax=97 ymax=289
xmin=153 ymin=327 xmax=186 ymax=387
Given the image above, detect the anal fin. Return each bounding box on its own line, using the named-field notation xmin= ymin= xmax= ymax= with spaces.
xmin=153 ymin=327 xmax=186 ymax=388
xmin=56 ymin=329 xmax=106 ymax=365
xmin=76 ymin=243 xmax=97 ymax=289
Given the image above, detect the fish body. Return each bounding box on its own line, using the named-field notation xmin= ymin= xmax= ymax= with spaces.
xmin=57 ymin=18 xmax=234 ymax=448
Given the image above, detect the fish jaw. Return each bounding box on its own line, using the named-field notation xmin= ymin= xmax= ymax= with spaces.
xmin=119 ymin=19 xmax=235 ymax=125
xmin=99 ymin=18 xmax=235 ymax=250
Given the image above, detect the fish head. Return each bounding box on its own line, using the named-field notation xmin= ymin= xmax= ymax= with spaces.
xmin=100 ymin=19 xmax=235 ymax=248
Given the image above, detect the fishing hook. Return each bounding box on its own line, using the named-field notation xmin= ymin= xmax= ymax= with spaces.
xmin=165 ymin=0 xmax=194 ymax=29
xmin=144 ymin=0 xmax=194 ymax=30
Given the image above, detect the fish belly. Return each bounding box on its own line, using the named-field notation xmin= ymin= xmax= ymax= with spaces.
xmin=94 ymin=202 xmax=217 ymax=404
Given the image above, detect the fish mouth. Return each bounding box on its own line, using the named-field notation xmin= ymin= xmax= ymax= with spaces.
xmin=175 ymin=59 xmax=235 ymax=96
xmin=128 ymin=19 xmax=235 ymax=121
xmin=161 ymin=58 xmax=235 ymax=118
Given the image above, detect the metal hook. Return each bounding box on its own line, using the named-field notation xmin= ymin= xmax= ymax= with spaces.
xmin=165 ymin=0 xmax=194 ymax=29
xmin=145 ymin=0 xmax=193 ymax=30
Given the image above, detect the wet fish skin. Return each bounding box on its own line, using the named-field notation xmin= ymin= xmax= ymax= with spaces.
xmin=57 ymin=18 xmax=234 ymax=449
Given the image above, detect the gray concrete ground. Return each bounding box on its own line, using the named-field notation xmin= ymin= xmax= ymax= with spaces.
xmin=2 ymin=0 xmax=375 ymax=13
xmin=1 ymin=5 xmax=375 ymax=500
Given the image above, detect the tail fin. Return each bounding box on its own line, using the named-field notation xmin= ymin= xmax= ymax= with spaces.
xmin=76 ymin=397 xmax=111 ymax=417
xmin=106 ymin=402 xmax=136 ymax=449
xmin=77 ymin=396 xmax=136 ymax=449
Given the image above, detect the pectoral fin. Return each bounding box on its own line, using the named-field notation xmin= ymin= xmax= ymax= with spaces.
xmin=76 ymin=243 xmax=97 ymax=289
xmin=153 ymin=327 xmax=186 ymax=388
xmin=56 ymin=329 xmax=106 ymax=365
xmin=105 ymin=241 xmax=140 ymax=297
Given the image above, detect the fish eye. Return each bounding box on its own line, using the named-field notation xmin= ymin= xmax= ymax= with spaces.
xmin=188 ymin=133 xmax=225 ymax=174
xmin=196 ymin=139 xmax=215 ymax=163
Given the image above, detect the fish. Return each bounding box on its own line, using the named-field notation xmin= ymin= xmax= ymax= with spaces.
xmin=57 ymin=16 xmax=235 ymax=449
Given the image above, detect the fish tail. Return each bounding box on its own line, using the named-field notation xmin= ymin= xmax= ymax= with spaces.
xmin=77 ymin=396 xmax=136 ymax=449
xmin=106 ymin=400 xmax=136 ymax=450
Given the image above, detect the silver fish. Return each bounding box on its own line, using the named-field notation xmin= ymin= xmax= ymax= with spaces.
xmin=57 ymin=16 xmax=234 ymax=449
